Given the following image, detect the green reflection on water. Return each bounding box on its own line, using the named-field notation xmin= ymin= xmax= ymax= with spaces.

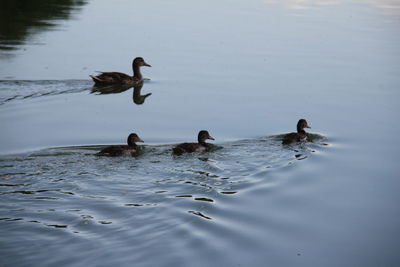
xmin=0 ymin=0 xmax=87 ymax=52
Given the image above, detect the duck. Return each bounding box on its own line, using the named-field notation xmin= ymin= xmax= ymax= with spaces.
xmin=282 ymin=119 xmax=311 ymax=144
xmin=173 ymin=130 xmax=215 ymax=155
xmin=96 ymin=133 xmax=144 ymax=156
xmin=90 ymin=57 xmax=151 ymax=85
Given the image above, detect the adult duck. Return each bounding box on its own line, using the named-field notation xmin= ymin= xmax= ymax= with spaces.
xmin=97 ymin=133 xmax=144 ymax=156
xmin=90 ymin=57 xmax=151 ymax=85
xmin=282 ymin=119 xmax=311 ymax=144
xmin=173 ymin=130 xmax=215 ymax=155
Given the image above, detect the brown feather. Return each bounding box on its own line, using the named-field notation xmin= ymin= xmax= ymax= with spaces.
xmin=97 ymin=145 xmax=137 ymax=157
xmin=173 ymin=143 xmax=208 ymax=155
xmin=90 ymin=72 xmax=135 ymax=85
xmin=282 ymin=132 xmax=306 ymax=144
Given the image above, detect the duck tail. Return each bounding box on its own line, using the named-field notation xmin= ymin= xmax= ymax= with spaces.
xmin=90 ymin=75 xmax=108 ymax=85
xmin=90 ymin=75 xmax=102 ymax=83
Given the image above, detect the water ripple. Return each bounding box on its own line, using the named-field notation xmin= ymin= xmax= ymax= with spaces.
xmin=0 ymin=135 xmax=328 ymax=266
xmin=0 ymin=80 xmax=92 ymax=105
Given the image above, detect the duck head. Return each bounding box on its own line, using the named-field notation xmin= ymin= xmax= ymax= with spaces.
xmin=133 ymin=57 xmax=151 ymax=68
xmin=127 ymin=133 xmax=144 ymax=147
xmin=198 ymin=130 xmax=215 ymax=144
xmin=297 ymin=119 xmax=311 ymax=133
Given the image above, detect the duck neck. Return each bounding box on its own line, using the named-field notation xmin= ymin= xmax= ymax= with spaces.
xmin=128 ymin=141 xmax=137 ymax=148
xmin=198 ymin=139 xmax=206 ymax=146
xmin=297 ymin=128 xmax=306 ymax=135
xmin=132 ymin=65 xmax=143 ymax=80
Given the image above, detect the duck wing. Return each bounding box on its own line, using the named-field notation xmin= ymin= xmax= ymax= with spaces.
xmin=282 ymin=132 xmax=299 ymax=144
xmin=173 ymin=142 xmax=205 ymax=155
xmin=96 ymin=145 xmax=137 ymax=156
xmin=90 ymin=72 xmax=132 ymax=85
xmin=282 ymin=132 xmax=308 ymax=144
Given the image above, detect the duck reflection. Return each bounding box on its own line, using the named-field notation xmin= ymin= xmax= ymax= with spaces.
xmin=91 ymin=83 xmax=132 ymax=95
xmin=90 ymin=82 xmax=152 ymax=105
xmin=132 ymin=83 xmax=152 ymax=104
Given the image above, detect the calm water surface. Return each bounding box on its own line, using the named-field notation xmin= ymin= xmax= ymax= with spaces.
xmin=1 ymin=0 xmax=399 ymax=266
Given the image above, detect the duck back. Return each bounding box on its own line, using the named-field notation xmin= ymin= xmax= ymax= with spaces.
xmin=282 ymin=132 xmax=307 ymax=144
xmin=90 ymin=72 xmax=133 ymax=85
xmin=173 ymin=142 xmax=207 ymax=155
xmin=97 ymin=145 xmax=137 ymax=156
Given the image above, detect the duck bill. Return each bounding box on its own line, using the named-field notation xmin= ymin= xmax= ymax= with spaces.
xmin=143 ymin=62 xmax=151 ymax=67
xmin=137 ymin=137 xmax=144 ymax=143
xmin=306 ymin=125 xmax=311 ymax=129
xmin=208 ymin=136 xmax=215 ymax=140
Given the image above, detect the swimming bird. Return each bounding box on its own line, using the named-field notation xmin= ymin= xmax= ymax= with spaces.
xmin=282 ymin=119 xmax=311 ymax=144
xmin=97 ymin=133 xmax=144 ymax=156
xmin=173 ymin=130 xmax=215 ymax=155
xmin=90 ymin=57 xmax=151 ymax=85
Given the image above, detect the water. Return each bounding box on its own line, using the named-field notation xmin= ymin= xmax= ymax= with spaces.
xmin=1 ymin=0 xmax=400 ymax=266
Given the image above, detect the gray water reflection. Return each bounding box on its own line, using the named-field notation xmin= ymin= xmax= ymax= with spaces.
xmin=265 ymin=0 xmax=400 ymax=14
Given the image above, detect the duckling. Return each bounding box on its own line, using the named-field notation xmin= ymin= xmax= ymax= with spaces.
xmin=173 ymin=130 xmax=215 ymax=155
xmin=97 ymin=133 xmax=144 ymax=156
xmin=90 ymin=57 xmax=151 ymax=85
xmin=282 ymin=119 xmax=311 ymax=144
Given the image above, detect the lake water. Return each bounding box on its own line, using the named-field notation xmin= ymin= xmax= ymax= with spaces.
xmin=1 ymin=0 xmax=399 ymax=266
